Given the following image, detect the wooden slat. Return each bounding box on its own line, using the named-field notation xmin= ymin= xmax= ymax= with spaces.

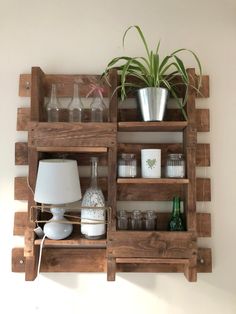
xmin=30 ymin=67 xmax=45 ymax=121
xmin=109 ymin=231 xmax=196 ymax=258
xmin=118 ymin=121 xmax=188 ymax=132
xmin=28 ymin=122 xmax=117 ymax=148
xmin=13 ymin=211 xmax=211 ymax=237
xmin=13 ymin=212 xmax=28 ymax=235
xmin=17 ymin=108 xmax=30 ymax=131
xmin=19 ymin=73 xmax=209 ymax=98
xmin=15 ymin=142 xmax=210 ymax=167
xmin=16 ymin=107 xmax=210 ymax=132
xmin=12 ymin=247 xmax=211 ymax=273
xmin=117 ymin=178 xmax=189 ymax=184
xmin=116 ymin=258 xmax=189 ymax=264
xmin=14 ymin=176 xmax=211 ymax=201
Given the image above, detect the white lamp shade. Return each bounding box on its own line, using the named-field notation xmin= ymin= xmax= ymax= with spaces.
xmin=34 ymin=159 xmax=82 ymax=204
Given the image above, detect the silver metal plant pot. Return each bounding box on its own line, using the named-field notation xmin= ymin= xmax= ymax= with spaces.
xmin=137 ymin=87 xmax=168 ymax=121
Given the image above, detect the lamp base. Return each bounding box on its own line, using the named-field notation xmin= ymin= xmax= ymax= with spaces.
xmin=43 ymin=207 xmax=73 ymax=240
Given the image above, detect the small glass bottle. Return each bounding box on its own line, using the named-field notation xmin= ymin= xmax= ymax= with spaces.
xmin=165 ymin=153 xmax=185 ymax=178
xmin=90 ymin=90 xmax=107 ymax=122
xmin=68 ymin=83 xmax=84 ymax=122
xmin=118 ymin=153 xmax=137 ymax=178
xmin=168 ymin=196 xmax=185 ymax=231
xmin=81 ymin=157 xmax=106 ymax=239
xmin=46 ymin=84 xmax=60 ymax=122
xmin=117 ymin=209 xmax=128 ymax=230
xmin=144 ymin=210 xmax=156 ymax=231
xmin=131 ymin=210 xmax=142 ymax=230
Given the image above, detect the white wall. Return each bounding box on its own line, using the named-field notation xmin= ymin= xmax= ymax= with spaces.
xmin=1 ymin=0 xmax=236 ymax=313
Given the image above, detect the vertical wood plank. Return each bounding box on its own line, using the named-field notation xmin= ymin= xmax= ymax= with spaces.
xmin=184 ymin=68 xmax=197 ymax=232
xmin=30 ymin=67 xmax=45 ymax=122
xmin=108 ymin=69 xmax=118 ymax=123
xmin=24 ymin=147 xmax=39 ymax=281
xmin=107 ymin=257 xmax=116 ymax=281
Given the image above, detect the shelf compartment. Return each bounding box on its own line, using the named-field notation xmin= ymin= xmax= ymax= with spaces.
xmin=28 ymin=122 xmax=117 ymax=148
xmin=117 ymin=178 xmax=189 ymax=184
xmin=118 ymin=121 xmax=188 ymax=132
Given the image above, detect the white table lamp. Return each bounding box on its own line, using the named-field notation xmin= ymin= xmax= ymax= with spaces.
xmin=34 ymin=159 xmax=82 ymax=240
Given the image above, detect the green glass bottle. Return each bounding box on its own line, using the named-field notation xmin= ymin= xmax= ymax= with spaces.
xmin=168 ymin=196 xmax=185 ymax=231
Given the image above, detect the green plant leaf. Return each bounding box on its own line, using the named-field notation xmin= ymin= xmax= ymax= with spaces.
xmin=123 ymin=25 xmax=150 ymax=59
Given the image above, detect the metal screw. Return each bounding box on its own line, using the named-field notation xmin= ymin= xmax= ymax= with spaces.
xmin=200 ymin=258 xmax=204 ymax=264
xmin=19 ymin=259 xmax=24 ymax=264
xmin=25 ymin=81 xmax=30 ymax=90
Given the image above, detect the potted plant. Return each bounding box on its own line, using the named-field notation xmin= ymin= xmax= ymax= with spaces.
xmin=103 ymin=25 xmax=202 ymax=121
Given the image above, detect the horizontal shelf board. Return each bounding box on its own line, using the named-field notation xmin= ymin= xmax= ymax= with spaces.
xmin=117 ymin=178 xmax=189 ymax=184
xmin=14 ymin=177 xmax=211 ymax=201
xmin=15 ymin=142 xmax=210 ymax=167
xmin=36 ymin=146 xmax=108 ymax=153
xmin=19 ymin=73 xmax=209 ymax=98
xmin=12 ymin=247 xmax=211 ymax=273
xmin=16 ymin=107 xmax=210 ymax=132
xmin=28 ymin=122 xmax=117 ymax=148
xmin=13 ymin=212 xmax=211 ymax=237
xmin=34 ymin=235 xmax=106 ymax=248
xmin=116 ymin=258 xmax=189 ymax=264
xmin=118 ymin=121 xmax=188 ymax=132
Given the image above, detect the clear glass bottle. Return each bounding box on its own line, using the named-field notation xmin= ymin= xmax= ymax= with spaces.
xmin=90 ymin=90 xmax=107 ymax=122
xmin=46 ymin=83 xmax=60 ymax=122
xmin=165 ymin=153 xmax=185 ymax=178
xmin=81 ymin=157 xmax=106 ymax=239
xmin=168 ymin=196 xmax=185 ymax=231
xmin=117 ymin=209 xmax=128 ymax=230
xmin=131 ymin=210 xmax=142 ymax=230
xmin=118 ymin=153 xmax=137 ymax=178
xmin=68 ymin=83 xmax=84 ymax=122
xmin=144 ymin=210 xmax=156 ymax=231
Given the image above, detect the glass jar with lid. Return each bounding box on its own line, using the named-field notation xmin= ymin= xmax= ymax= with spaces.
xmin=165 ymin=153 xmax=185 ymax=178
xmin=118 ymin=153 xmax=137 ymax=178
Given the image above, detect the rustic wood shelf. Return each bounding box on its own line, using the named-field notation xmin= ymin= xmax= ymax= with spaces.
xmin=117 ymin=178 xmax=189 ymax=184
xmin=12 ymin=67 xmax=212 ymax=282
xmin=118 ymin=121 xmax=188 ymax=132
xmin=34 ymin=234 xmax=107 ymax=248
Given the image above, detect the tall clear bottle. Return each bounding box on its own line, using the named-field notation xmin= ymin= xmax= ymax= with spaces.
xmin=90 ymin=90 xmax=107 ymax=122
xmin=168 ymin=196 xmax=185 ymax=231
xmin=46 ymin=83 xmax=60 ymax=122
xmin=81 ymin=157 xmax=106 ymax=239
xmin=68 ymin=83 xmax=84 ymax=122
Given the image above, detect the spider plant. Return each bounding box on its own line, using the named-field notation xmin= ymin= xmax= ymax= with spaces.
xmin=103 ymin=25 xmax=202 ymax=120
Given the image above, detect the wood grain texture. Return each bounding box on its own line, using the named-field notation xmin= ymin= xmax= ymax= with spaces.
xmin=12 ymin=247 xmax=211 ymax=273
xmin=16 ymin=107 xmax=210 ymax=132
xmin=109 ymin=231 xmax=197 ymax=258
xmin=19 ymin=73 xmax=209 ymax=98
xmin=118 ymin=121 xmax=188 ymax=132
xmin=28 ymin=122 xmax=117 ymax=147
xmin=19 ymin=74 xmax=108 ymax=97
xmin=13 ymin=211 xmax=211 ymax=237
xmin=15 ymin=142 xmax=210 ymax=167
xmin=30 ymin=67 xmax=45 ymax=121
xmin=14 ymin=176 xmax=211 ymax=201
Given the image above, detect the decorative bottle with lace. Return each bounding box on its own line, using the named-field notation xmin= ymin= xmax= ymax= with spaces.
xmin=81 ymin=157 xmax=106 ymax=239
xmin=46 ymin=83 xmax=60 ymax=122
xmin=68 ymin=83 xmax=84 ymax=122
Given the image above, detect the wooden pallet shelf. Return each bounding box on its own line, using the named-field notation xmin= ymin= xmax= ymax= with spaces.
xmin=12 ymin=67 xmax=212 ymax=282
